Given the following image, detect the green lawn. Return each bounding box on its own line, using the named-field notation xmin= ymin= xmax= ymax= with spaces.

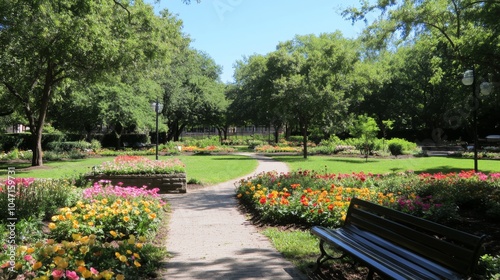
xmin=0 ymin=154 xmax=259 ymax=185
xmin=272 ymin=155 xmax=500 ymax=174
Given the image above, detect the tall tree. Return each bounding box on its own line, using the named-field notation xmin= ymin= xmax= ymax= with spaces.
xmin=267 ymin=33 xmax=362 ymax=158
xmin=163 ymin=49 xmax=226 ymax=141
xmin=0 ymin=0 xmax=182 ymax=165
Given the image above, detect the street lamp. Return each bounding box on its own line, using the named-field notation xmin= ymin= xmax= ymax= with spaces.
xmin=462 ymin=68 xmax=493 ymax=172
xmin=151 ymin=98 xmax=164 ymax=160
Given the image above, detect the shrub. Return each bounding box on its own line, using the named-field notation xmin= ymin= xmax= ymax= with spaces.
xmin=388 ymin=142 xmax=403 ymax=156
xmin=47 ymin=141 xmax=92 ymax=152
xmin=387 ymin=138 xmax=417 ymax=155
xmin=0 ymin=178 xmax=82 ymax=221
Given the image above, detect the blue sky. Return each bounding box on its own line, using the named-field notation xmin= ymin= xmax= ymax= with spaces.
xmin=152 ymin=0 xmax=367 ymax=83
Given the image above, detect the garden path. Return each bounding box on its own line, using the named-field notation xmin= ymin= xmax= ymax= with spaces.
xmin=162 ymin=153 xmax=307 ymax=279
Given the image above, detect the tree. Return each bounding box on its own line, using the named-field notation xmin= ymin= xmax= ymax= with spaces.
xmin=267 ymin=33 xmax=362 ymax=158
xmin=163 ymin=48 xmax=226 ymax=141
xmin=350 ymin=115 xmax=380 ymax=161
xmin=343 ymin=0 xmax=499 ymax=83
xmin=0 ymin=0 xmax=183 ymax=165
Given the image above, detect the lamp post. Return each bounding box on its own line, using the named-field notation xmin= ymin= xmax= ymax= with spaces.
xmin=151 ymin=98 xmax=164 ymax=160
xmin=462 ymin=68 xmax=493 ymax=172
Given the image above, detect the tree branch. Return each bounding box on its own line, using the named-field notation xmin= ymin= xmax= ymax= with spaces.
xmin=113 ymin=0 xmax=131 ymax=22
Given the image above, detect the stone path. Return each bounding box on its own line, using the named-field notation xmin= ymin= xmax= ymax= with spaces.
xmin=162 ymin=153 xmax=308 ymax=279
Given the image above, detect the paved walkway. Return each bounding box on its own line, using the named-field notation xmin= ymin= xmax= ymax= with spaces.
xmin=162 ymin=153 xmax=308 ymax=279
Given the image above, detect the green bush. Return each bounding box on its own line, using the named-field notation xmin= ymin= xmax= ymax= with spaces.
xmin=387 ymin=138 xmax=417 ymax=155
xmin=0 ymin=178 xmax=82 ymax=221
xmin=247 ymin=140 xmax=264 ymax=149
xmin=47 ymin=141 xmax=92 ymax=152
xmin=388 ymin=142 xmax=404 ymax=156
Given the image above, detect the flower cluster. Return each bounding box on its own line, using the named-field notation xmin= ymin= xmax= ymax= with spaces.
xmin=1 ymin=181 xmax=166 ymax=279
xmin=83 ymin=181 xmax=164 ymax=203
xmin=254 ymin=145 xmax=302 ymax=153
xmin=236 ymin=169 xmax=500 ymax=227
xmin=180 ymin=145 xmax=235 ymax=154
xmin=94 ymin=155 xmax=185 ymax=175
xmin=1 ymin=232 xmax=149 ymax=280
xmin=50 ymin=184 xmax=164 ymax=241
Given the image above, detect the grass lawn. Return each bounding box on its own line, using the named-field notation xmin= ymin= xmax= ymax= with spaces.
xmin=272 ymin=155 xmax=500 ymax=174
xmin=0 ymin=154 xmax=259 ymax=185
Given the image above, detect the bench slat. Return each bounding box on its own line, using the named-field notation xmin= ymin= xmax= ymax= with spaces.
xmin=312 ymin=226 xmax=459 ymax=279
xmin=347 ymin=199 xmax=484 ymax=274
xmin=348 ymin=207 xmax=473 ymax=273
xmin=311 ymin=198 xmax=485 ymax=279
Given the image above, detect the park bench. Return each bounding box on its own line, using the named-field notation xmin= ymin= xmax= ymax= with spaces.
xmin=311 ymin=198 xmax=486 ymax=280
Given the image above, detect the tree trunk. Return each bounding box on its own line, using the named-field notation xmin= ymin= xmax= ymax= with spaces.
xmin=302 ymin=123 xmax=308 ymax=159
xmin=31 ymin=126 xmax=44 ymax=166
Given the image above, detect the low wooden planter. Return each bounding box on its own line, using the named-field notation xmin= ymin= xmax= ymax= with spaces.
xmin=86 ymin=173 xmax=187 ymax=193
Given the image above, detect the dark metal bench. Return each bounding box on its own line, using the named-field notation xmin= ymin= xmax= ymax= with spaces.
xmin=311 ymin=198 xmax=486 ymax=280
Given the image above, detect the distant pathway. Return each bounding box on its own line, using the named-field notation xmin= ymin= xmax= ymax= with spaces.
xmin=162 ymin=153 xmax=307 ymax=279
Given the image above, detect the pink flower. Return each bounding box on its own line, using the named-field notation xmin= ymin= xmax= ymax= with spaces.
xmin=24 ymin=255 xmax=33 ymax=261
xmin=66 ymin=270 xmax=79 ymax=280
xmin=90 ymin=267 xmax=99 ymax=275
xmin=52 ymin=269 xmax=64 ymax=279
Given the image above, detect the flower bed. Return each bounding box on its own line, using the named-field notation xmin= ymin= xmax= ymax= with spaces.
xmin=87 ymin=156 xmax=187 ymax=193
xmin=1 ymin=181 xmax=167 ymax=279
xmin=236 ymin=170 xmax=500 ymax=227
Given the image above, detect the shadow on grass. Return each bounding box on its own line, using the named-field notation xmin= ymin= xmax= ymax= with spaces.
xmin=413 ymin=166 xmax=474 ymax=174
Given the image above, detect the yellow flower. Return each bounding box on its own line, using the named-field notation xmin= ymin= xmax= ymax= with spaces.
xmin=119 ymin=255 xmax=127 ymax=263
xmin=14 ymin=262 xmax=22 ymax=270
xmin=134 ymin=260 xmax=141 ymax=267
xmin=109 ymin=230 xmax=118 ymax=238
xmin=100 ymin=270 xmax=114 ymax=280
xmin=51 ymin=215 xmax=58 ymax=222
xmin=133 ymin=253 xmax=140 ymax=259
xmin=26 ymin=247 xmax=35 ymax=254
xmin=79 ymin=246 xmax=89 ymax=255
xmin=72 ymin=233 xmax=81 ymax=241
xmin=32 ymin=261 xmax=42 ymax=270
xmin=116 ymin=275 xmax=125 ymax=280
xmin=54 ymin=257 xmax=68 ymax=269
xmin=65 ymin=212 xmax=73 ymax=219
xmin=138 ymin=236 xmax=146 ymax=242
xmin=75 ymin=260 xmax=85 ymax=267
xmin=123 ymin=216 xmax=130 ymax=222
xmin=148 ymin=213 xmax=157 ymax=219
xmin=82 ymin=269 xmax=92 ymax=278
xmin=126 ymin=250 xmax=132 ymax=255
xmin=17 ymin=246 xmax=27 ymax=253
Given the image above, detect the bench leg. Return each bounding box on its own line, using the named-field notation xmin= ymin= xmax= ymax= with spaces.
xmin=315 ymin=240 xmax=345 ymax=271
xmin=366 ymin=269 xmax=374 ymax=280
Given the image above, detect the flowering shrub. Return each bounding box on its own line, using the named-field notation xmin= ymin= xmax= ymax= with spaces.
xmin=93 ymin=155 xmax=185 ymax=175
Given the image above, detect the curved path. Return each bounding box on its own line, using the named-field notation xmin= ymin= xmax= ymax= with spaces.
xmin=162 ymin=153 xmax=307 ymax=279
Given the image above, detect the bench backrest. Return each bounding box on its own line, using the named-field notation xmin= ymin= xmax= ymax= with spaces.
xmin=345 ymin=198 xmax=485 ymax=275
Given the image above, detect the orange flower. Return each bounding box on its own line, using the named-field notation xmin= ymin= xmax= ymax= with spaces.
xmin=32 ymin=261 xmax=42 ymax=270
